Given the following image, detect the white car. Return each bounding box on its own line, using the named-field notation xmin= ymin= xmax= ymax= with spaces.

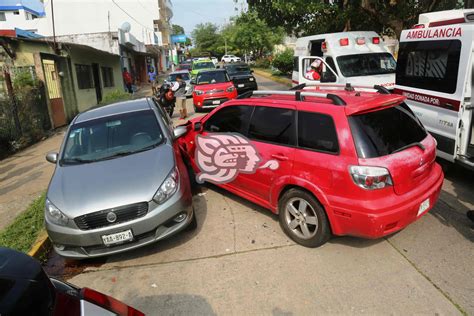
xmin=221 ymin=55 xmax=241 ymax=63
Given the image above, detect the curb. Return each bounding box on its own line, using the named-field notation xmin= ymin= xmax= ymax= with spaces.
xmin=252 ymin=69 xmax=292 ymax=87
xmin=28 ymin=229 xmax=51 ymax=259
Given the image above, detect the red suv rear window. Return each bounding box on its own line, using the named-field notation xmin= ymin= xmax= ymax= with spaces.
xmin=349 ymin=103 xmax=427 ymax=158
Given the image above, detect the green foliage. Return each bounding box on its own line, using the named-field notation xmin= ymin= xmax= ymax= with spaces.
xmin=172 ymin=24 xmax=185 ymax=35
xmin=191 ymin=11 xmax=284 ymax=58
xmin=0 ymin=193 xmax=46 ymax=253
xmin=272 ymin=48 xmax=294 ymax=75
xmin=100 ymin=89 xmax=132 ymax=105
xmin=247 ymin=0 xmax=460 ymax=38
xmin=254 ymin=57 xmax=271 ymax=69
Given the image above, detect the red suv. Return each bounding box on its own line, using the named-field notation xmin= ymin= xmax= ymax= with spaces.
xmin=178 ymin=88 xmax=444 ymax=247
xmin=192 ymin=69 xmax=237 ymax=112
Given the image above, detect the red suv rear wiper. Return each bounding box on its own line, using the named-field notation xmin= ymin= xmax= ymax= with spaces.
xmin=391 ymin=142 xmax=425 ymax=154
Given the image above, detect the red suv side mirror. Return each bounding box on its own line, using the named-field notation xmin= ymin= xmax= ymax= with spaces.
xmin=194 ymin=121 xmax=202 ymax=131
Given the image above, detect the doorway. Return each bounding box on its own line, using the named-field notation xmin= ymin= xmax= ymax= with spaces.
xmin=42 ymin=59 xmax=67 ymax=127
xmin=92 ymin=63 xmax=102 ymax=103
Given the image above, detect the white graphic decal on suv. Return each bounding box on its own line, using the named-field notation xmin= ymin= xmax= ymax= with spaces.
xmin=195 ymin=133 xmax=279 ymax=184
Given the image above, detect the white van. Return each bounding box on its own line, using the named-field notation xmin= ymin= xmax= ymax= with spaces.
xmin=293 ymin=31 xmax=396 ymax=88
xmin=395 ymin=9 xmax=474 ymax=169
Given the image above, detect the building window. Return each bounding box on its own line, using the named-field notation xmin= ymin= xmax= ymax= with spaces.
xmin=75 ymin=64 xmax=94 ymax=89
xmin=13 ymin=11 xmax=19 ymax=15
xmin=0 ymin=12 xmax=6 ymax=21
xmin=101 ymin=67 xmax=114 ymax=87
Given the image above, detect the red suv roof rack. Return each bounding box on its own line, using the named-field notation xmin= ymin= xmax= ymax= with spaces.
xmin=242 ymin=90 xmax=347 ymax=106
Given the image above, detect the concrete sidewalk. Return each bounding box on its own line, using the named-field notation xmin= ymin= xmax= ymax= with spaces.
xmin=0 ymin=131 xmax=65 ymax=230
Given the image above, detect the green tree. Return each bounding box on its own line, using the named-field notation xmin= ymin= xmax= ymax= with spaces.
xmin=191 ymin=23 xmax=223 ymax=54
xmin=272 ymin=48 xmax=294 ymax=75
xmin=230 ymin=11 xmax=284 ymax=58
xmin=247 ymin=0 xmax=460 ymax=39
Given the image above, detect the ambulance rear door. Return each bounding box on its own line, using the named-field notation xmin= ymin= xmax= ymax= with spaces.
xmin=395 ymin=25 xmax=472 ymax=163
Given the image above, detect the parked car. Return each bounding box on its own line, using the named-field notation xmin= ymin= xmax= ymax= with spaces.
xmin=191 ymin=69 xmax=237 ymax=112
xmin=0 ymin=247 xmax=145 ymax=315
xmin=176 ymin=63 xmax=191 ymax=71
xmin=178 ymin=87 xmax=444 ymax=247
xmin=190 ymin=59 xmax=215 ymax=78
xmin=44 ymin=98 xmax=196 ymax=259
xmin=221 ymin=54 xmax=241 ymax=63
xmin=167 ymin=70 xmax=193 ymax=97
xmin=223 ymin=62 xmax=258 ymax=94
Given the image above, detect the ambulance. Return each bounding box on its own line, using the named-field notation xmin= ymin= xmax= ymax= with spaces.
xmin=293 ymin=31 xmax=396 ymax=88
xmin=395 ymin=9 xmax=474 ymax=169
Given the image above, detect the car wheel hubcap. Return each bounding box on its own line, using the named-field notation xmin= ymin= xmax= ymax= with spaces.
xmin=284 ymin=197 xmax=318 ymax=240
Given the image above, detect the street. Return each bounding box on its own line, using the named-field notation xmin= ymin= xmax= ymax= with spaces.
xmin=4 ymin=73 xmax=468 ymax=315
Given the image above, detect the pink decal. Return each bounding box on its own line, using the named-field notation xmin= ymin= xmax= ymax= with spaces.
xmin=195 ymin=133 xmax=280 ymax=184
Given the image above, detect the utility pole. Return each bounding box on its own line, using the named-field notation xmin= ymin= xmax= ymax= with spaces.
xmin=51 ymin=0 xmax=58 ymax=54
xmin=225 ymin=37 xmax=228 ymax=55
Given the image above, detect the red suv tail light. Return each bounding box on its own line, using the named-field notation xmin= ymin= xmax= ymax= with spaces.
xmin=81 ymin=288 xmax=144 ymax=316
xmin=349 ymin=166 xmax=393 ymax=190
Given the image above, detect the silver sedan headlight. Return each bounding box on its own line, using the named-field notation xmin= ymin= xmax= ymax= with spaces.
xmin=45 ymin=198 xmax=69 ymax=226
xmin=153 ymin=168 xmax=179 ymax=204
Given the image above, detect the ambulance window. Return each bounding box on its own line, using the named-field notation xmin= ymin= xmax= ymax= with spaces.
xmin=325 ymin=57 xmax=338 ymax=75
xmin=396 ymin=40 xmax=461 ymax=94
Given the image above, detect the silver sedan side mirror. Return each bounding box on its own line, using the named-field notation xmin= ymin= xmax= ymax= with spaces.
xmin=46 ymin=152 xmax=58 ymax=164
xmin=173 ymin=126 xmax=188 ymax=139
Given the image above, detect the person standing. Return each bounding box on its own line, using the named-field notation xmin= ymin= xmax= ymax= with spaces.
xmin=123 ymin=67 xmax=133 ymax=94
xmin=174 ymin=74 xmax=187 ymax=119
xmin=148 ymin=66 xmax=158 ymax=94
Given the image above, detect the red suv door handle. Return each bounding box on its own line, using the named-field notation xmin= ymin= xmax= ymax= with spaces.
xmin=271 ymin=154 xmax=289 ymax=161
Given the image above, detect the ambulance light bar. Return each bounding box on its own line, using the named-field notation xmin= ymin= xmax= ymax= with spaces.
xmin=321 ymin=41 xmax=327 ymax=51
xmin=372 ymin=37 xmax=380 ymax=44
xmin=356 ymin=37 xmax=365 ymax=45
xmin=412 ymin=24 xmax=425 ymax=29
xmin=339 ymin=38 xmax=349 ymax=46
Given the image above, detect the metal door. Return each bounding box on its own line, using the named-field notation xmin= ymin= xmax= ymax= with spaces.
xmin=43 ymin=59 xmax=67 ymax=127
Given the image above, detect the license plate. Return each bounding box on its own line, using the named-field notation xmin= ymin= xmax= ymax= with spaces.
xmin=238 ymin=84 xmax=245 ymax=88
xmin=102 ymin=230 xmax=133 ymax=246
xmin=212 ymin=100 xmax=221 ymax=105
xmin=417 ymin=198 xmax=430 ymax=216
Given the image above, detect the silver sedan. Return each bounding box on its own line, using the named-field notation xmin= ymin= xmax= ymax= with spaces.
xmin=44 ymin=98 xmax=195 ymax=259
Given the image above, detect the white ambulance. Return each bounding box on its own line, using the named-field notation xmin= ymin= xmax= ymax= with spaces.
xmin=395 ymin=9 xmax=474 ymax=169
xmin=293 ymin=31 xmax=396 ymax=88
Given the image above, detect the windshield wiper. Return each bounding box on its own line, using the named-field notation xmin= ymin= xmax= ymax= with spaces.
xmin=391 ymin=142 xmax=425 ymax=154
xmin=61 ymin=157 xmax=94 ymax=164
xmin=94 ymin=143 xmax=160 ymax=162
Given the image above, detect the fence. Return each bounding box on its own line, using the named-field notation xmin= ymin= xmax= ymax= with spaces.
xmin=0 ymin=66 xmax=51 ymax=159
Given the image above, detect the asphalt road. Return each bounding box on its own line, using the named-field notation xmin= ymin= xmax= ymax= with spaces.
xmin=62 ymin=74 xmax=473 ymax=315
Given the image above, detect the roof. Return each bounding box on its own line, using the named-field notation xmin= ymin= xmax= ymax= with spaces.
xmin=229 ymin=88 xmax=406 ymax=116
xmin=196 ymin=69 xmax=226 ymax=74
xmin=418 ymin=9 xmax=474 ymax=25
xmin=0 ymin=0 xmax=45 ymax=16
xmin=170 ymin=70 xmax=190 ymax=75
xmin=74 ymin=98 xmax=152 ymax=124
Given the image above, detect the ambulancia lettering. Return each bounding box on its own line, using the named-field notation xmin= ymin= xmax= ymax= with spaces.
xmin=405 ymin=27 xmax=462 ymax=39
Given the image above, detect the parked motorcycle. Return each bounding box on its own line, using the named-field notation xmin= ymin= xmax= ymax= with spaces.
xmin=155 ymin=81 xmax=177 ymax=117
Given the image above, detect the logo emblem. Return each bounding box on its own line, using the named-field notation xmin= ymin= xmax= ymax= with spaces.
xmin=106 ymin=212 xmax=117 ymax=223
xmin=195 ymin=133 xmax=279 ymax=184
xmin=419 ymin=157 xmax=424 ymax=166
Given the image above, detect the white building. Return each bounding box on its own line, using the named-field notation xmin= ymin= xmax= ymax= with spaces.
xmin=0 ymin=0 xmax=167 ymax=46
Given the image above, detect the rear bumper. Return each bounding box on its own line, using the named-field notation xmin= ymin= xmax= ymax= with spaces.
xmin=328 ymin=163 xmax=444 ymax=238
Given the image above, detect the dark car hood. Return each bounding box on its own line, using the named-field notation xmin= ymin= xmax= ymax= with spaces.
xmin=229 ymin=72 xmax=253 ymax=80
xmin=47 ymin=144 xmax=175 ymax=218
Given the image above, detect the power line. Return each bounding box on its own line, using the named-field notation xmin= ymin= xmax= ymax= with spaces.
xmin=110 ymin=0 xmax=155 ymax=33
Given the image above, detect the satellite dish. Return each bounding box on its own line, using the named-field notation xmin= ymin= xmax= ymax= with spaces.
xmin=121 ymin=22 xmax=131 ymax=32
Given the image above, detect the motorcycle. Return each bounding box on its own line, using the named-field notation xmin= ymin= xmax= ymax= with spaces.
xmin=155 ymin=81 xmax=176 ymax=117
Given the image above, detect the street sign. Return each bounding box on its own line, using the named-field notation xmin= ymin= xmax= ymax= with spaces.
xmin=171 ymin=34 xmax=187 ymax=43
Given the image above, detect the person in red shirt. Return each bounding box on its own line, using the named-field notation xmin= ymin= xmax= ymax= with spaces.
xmin=122 ymin=67 xmax=133 ymax=93
xmin=305 ymin=59 xmax=323 ymax=81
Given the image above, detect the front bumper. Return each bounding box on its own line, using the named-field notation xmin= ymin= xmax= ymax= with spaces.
xmin=328 ymin=163 xmax=444 ymax=238
xmin=193 ymin=91 xmax=237 ymax=109
xmin=46 ymin=185 xmax=193 ymax=259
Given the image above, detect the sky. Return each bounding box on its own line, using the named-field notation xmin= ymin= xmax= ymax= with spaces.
xmin=170 ymin=0 xmax=247 ymax=37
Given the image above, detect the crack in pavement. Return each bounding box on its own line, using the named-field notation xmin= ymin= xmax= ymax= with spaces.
xmin=80 ymin=244 xmax=297 ymax=276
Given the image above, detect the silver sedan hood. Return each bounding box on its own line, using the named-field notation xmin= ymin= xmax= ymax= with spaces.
xmin=47 ymin=143 xmax=175 ymax=218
